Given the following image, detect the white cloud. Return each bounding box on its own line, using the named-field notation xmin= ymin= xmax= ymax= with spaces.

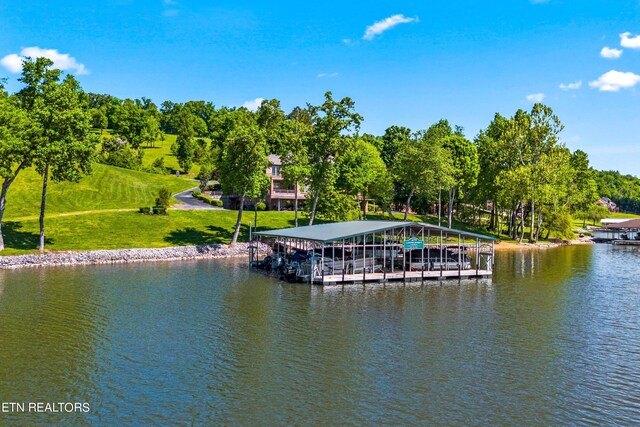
xmin=317 ymin=72 xmax=338 ymax=78
xmin=363 ymin=14 xmax=417 ymax=41
xmin=559 ymin=81 xmax=582 ymax=90
xmin=589 ymin=70 xmax=640 ymax=92
xmin=0 ymin=47 xmax=88 ymax=75
xmin=526 ymin=93 xmax=545 ymax=102
xmin=600 ymin=46 xmax=623 ymax=59
xmin=241 ymin=97 xmax=264 ymax=112
xmin=620 ymin=32 xmax=640 ymax=49
xmin=0 ymin=53 xmax=22 ymax=73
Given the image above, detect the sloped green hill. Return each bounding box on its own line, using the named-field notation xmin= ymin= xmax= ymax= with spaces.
xmin=4 ymin=163 xmax=195 ymax=219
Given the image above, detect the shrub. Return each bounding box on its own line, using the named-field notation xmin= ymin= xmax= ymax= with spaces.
xmin=153 ymin=207 xmax=167 ymax=215
xmin=139 ymin=207 xmax=152 ymax=215
xmin=100 ymin=137 xmax=142 ymax=170
xmin=155 ymin=188 xmax=172 ymax=209
xmin=151 ymin=156 xmax=165 ymax=169
xmin=211 ymin=198 xmax=223 ymax=207
xmin=256 ymin=202 xmax=266 ymax=211
xmin=192 ymin=189 xmax=202 ymax=197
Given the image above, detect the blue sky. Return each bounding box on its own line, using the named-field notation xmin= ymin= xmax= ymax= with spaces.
xmin=1 ymin=0 xmax=640 ymax=176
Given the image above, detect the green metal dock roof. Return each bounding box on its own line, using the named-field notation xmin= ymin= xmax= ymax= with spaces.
xmin=254 ymin=220 xmax=496 ymax=243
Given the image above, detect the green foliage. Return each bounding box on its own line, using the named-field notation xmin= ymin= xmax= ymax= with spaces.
xmin=139 ymin=207 xmax=152 ymax=214
xmin=589 ymin=204 xmax=610 ymax=225
xmin=305 ymin=91 xmax=363 ymax=224
xmin=90 ymin=107 xmax=108 ymax=130
xmin=381 ymin=125 xmax=411 ymax=167
xmin=256 ymin=201 xmax=266 ymax=211
xmin=218 ymin=123 xmax=269 ymax=199
xmin=192 ymin=189 xmax=202 ymax=197
xmin=175 ymin=107 xmax=196 ymax=173
xmin=152 ymin=207 xmax=167 ymax=215
xmin=594 ymin=170 xmax=640 ymax=213
xmin=100 ymin=137 xmax=142 ymax=169
xmin=197 ymin=164 xmax=214 ymax=191
xmin=111 ymin=99 xmax=160 ymax=150
xmin=155 ymin=187 xmax=171 ymax=208
xmin=211 ymin=198 xmax=223 ymax=207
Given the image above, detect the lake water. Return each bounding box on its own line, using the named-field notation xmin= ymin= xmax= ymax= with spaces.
xmin=1 ymin=244 xmax=640 ymax=425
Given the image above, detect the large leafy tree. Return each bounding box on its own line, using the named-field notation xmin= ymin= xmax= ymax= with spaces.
xmin=305 ymin=92 xmax=362 ymax=225
xmin=18 ymin=57 xmax=97 ymax=252
xmin=0 ymin=87 xmax=33 ymax=251
xmin=174 ymin=107 xmax=196 ymax=173
xmin=111 ymin=98 xmax=160 ymax=151
xmin=337 ymin=139 xmax=392 ymax=219
xmin=442 ymin=134 xmax=479 ymax=228
xmin=393 ymin=131 xmax=454 ymax=220
xmin=218 ymin=123 xmax=269 ymax=246
xmin=276 ymin=112 xmax=312 ymax=227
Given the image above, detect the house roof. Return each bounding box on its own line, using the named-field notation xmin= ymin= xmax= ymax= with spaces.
xmin=254 ymin=220 xmax=496 ymax=243
xmin=606 ymin=218 xmax=640 ymax=229
xmin=268 ymin=154 xmax=282 ymax=166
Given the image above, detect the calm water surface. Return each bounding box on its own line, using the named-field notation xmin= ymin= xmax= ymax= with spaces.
xmin=1 ymin=245 xmax=640 ymax=425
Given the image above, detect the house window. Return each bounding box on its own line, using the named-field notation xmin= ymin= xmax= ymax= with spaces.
xmin=271 ymin=166 xmax=281 ymax=176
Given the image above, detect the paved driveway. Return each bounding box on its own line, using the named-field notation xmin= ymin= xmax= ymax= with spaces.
xmin=173 ymin=187 xmax=224 ymax=210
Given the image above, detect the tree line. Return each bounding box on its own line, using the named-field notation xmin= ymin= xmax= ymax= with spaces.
xmin=1 ymin=57 xmax=636 ymax=251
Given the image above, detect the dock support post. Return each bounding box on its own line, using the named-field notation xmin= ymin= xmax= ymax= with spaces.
xmin=440 ymin=230 xmax=443 ymax=278
xmin=321 ymin=242 xmax=325 ymax=285
xmin=421 ymin=227 xmax=425 ymax=281
xmin=476 ymin=237 xmax=479 ymax=276
xmin=458 ymin=233 xmax=462 ymax=279
xmin=342 ymin=239 xmax=346 ymax=282
xmin=403 ymin=226 xmax=407 ymax=282
xmin=363 ymin=233 xmax=367 ymax=282
xmin=383 ymin=230 xmax=387 ymax=281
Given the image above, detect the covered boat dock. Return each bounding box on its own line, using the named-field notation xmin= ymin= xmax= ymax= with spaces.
xmin=250 ymin=220 xmax=495 ymax=285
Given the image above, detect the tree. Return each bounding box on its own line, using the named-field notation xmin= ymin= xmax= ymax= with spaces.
xmin=175 ymin=107 xmax=196 ymax=173
xmin=393 ymin=132 xmax=454 ymax=220
xmin=441 ymin=134 xmax=479 ymax=228
xmin=275 ymin=115 xmax=312 ymax=227
xmin=337 ymin=139 xmax=392 ymax=219
xmin=381 ymin=125 xmax=411 ymax=167
xmin=305 ymin=92 xmax=362 ymax=225
xmin=18 ymin=58 xmax=97 ymax=252
xmin=111 ymin=99 xmax=159 ymax=150
xmin=218 ymin=124 xmax=269 ymax=246
xmin=90 ymin=107 xmax=108 ymax=133
xmin=155 ymin=187 xmax=171 ymax=208
xmin=568 ymin=150 xmax=598 ymax=226
xmin=0 ymin=88 xmax=33 ymax=251
xmin=589 ymin=204 xmax=609 ymax=226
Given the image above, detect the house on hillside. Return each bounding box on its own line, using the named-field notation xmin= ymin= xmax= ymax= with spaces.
xmin=596 ymin=197 xmax=619 ymax=212
xmin=265 ymin=154 xmax=307 ymax=211
xmin=221 ymin=154 xmax=307 ymax=210
xmin=592 ymin=218 xmax=640 ymax=241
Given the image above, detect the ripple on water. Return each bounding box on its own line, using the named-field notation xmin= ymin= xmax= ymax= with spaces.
xmin=1 ymin=248 xmax=640 ymax=425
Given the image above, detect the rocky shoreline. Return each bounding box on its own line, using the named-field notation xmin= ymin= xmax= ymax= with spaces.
xmin=0 ymin=243 xmax=271 ymax=270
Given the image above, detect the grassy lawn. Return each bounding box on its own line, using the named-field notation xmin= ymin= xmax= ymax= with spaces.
xmin=1 ymin=210 xmax=305 ymax=255
xmin=572 ymin=212 xmax=640 ymax=229
xmin=0 ymin=208 xmax=494 ymax=255
xmin=140 ymin=134 xmax=202 ymax=177
xmin=4 ymin=164 xmax=195 ymax=219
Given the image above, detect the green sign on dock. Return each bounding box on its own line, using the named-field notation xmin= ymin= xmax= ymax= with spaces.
xmin=403 ymin=237 xmax=424 ymax=250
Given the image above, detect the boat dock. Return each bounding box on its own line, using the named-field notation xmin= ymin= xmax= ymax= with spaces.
xmin=249 ymin=220 xmax=495 ymax=285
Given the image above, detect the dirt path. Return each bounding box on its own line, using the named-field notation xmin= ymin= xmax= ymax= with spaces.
xmin=7 ymin=208 xmax=137 ymax=222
